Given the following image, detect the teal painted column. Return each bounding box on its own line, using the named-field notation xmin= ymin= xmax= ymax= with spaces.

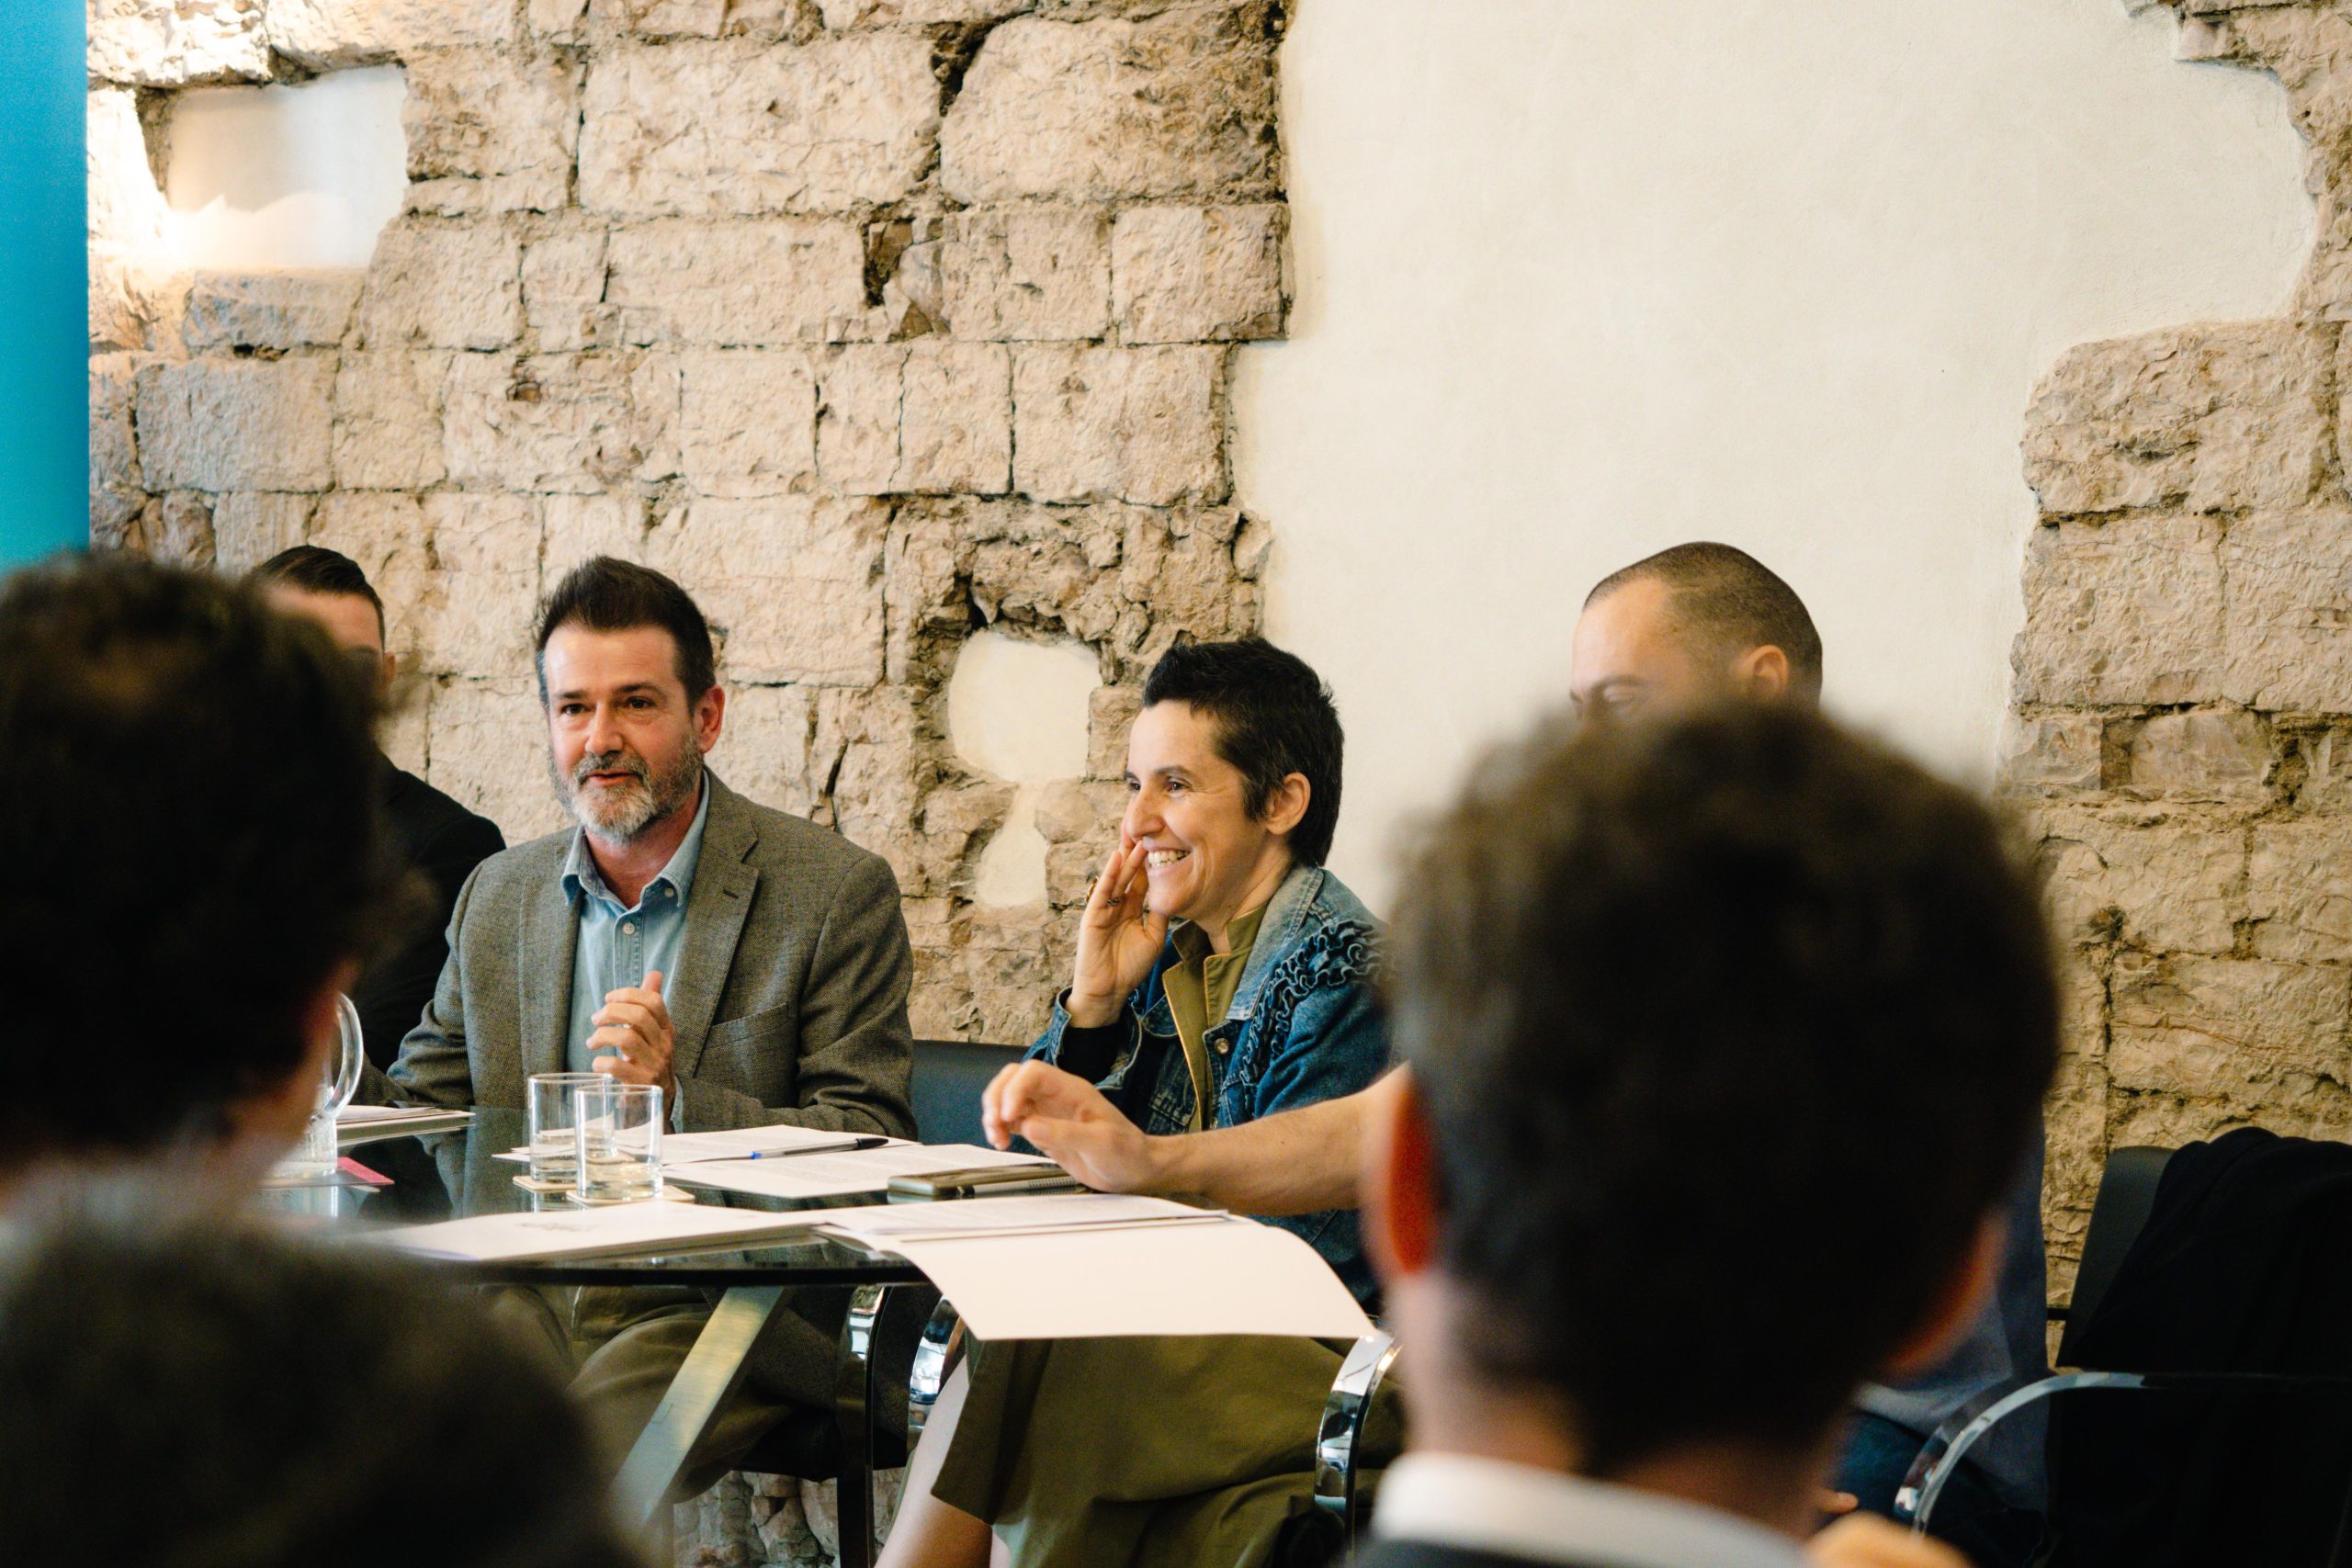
xmin=0 ymin=5 xmax=89 ymax=566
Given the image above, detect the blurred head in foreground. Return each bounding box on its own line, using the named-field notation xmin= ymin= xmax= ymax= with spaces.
xmin=0 ymin=554 xmax=404 ymax=1194
xmin=1365 ymin=705 xmax=2055 ymax=1529
xmin=0 ymin=1188 xmax=641 ymax=1568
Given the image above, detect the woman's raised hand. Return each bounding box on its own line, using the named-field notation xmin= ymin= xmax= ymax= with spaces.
xmin=1064 ymin=837 xmax=1170 ymax=1029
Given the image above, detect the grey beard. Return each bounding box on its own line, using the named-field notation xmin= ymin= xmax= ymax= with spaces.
xmin=553 ymin=746 xmax=703 ymax=843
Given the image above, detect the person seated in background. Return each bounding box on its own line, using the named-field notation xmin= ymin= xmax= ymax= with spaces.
xmin=881 ymin=637 xmax=1391 ymax=1568
xmin=985 ymin=543 xmax=2052 ymax=1565
xmin=0 ymin=552 xmax=408 ymax=1201
xmin=249 ymin=546 xmax=504 ymax=1070
xmin=1353 ymin=705 xmax=2055 ymax=1568
xmin=0 ymin=1190 xmax=642 ymax=1568
xmin=367 ymin=555 xmax=918 ymax=1499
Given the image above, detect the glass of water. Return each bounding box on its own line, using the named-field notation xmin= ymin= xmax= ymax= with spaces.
xmin=526 ymin=1072 xmax=605 ymax=1187
xmin=575 ymin=1080 xmax=663 ymax=1203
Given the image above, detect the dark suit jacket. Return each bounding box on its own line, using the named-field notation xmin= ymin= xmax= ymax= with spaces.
xmin=353 ymin=764 xmax=504 ymax=1070
xmin=370 ymin=772 xmax=915 ymax=1138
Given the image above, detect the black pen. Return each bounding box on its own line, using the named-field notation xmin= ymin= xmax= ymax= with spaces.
xmin=744 ymin=1136 xmax=889 ymax=1161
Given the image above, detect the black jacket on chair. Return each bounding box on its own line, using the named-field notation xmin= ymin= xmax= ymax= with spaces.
xmin=2058 ymin=1126 xmax=2352 ymax=1566
xmin=355 ymin=764 xmax=503 ymax=1069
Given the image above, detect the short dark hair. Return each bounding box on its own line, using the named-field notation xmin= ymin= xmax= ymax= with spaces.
xmin=1586 ymin=542 xmax=1824 ymax=700
xmin=0 ymin=555 xmax=407 ymax=1167
xmin=1140 ymin=637 xmax=1345 ymax=866
xmin=1390 ymin=705 xmax=2055 ymax=1472
xmin=0 ymin=1188 xmax=642 ymax=1568
xmin=249 ymin=545 xmax=387 ymax=642
xmin=535 ymin=557 xmax=717 ymax=704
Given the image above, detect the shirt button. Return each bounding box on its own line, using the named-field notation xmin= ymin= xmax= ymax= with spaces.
xmin=622 ymin=921 xmax=636 ymax=935
xmin=1214 ymin=1041 xmax=1230 ymax=1055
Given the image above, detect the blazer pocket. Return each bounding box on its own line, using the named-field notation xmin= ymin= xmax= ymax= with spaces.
xmin=702 ymin=1001 xmax=798 ymax=1059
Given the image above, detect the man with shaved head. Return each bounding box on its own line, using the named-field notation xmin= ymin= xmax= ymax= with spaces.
xmin=978 ymin=543 xmax=2048 ymax=1564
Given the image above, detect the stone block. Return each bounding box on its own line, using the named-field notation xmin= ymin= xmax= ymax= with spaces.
xmin=542 ymin=494 xmax=654 ymax=587
xmin=523 ymin=226 xmax=612 ymax=353
xmin=1112 ymin=204 xmax=1284 ymax=344
xmin=882 ymin=511 xmax=966 ymax=684
xmin=1996 ymin=711 xmax=2103 ymax=795
xmin=1112 ymin=504 xmax=1260 ymax=673
xmin=532 ymin=0 xmax=594 ymax=42
xmin=719 ymin=685 xmax=822 ymax=818
xmin=580 ymin=37 xmax=937 ymax=217
xmin=2248 ymin=817 xmax=2352 ymax=964
xmin=89 ymin=354 xmax=142 ymax=534
xmin=590 ymin=0 xmax=808 ymax=39
xmin=2012 ymin=518 xmax=2224 ymax=707
xmin=941 ymin=12 xmax=1278 ymax=202
xmin=444 ymin=353 xmax=641 ymax=495
xmin=210 ymin=493 xmax=313 ymax=575
xmin=2043 ymin=1046 xmax=2110 ymax=1224
xmin=2291 ymin=723 xmax=2352 ymax=812
xmin=819 ymin=0 xmax=1018 ymax=24
xmin=86 ymin=89 xmax=168 ymax=258
xmin=2126 ymin=707 xmax=2276 ymax=801
xmin=124 ymin=492 xmax=218 ymax=567
xmin=2110 ymin=950 xmax=2352 ymax=1119
xmin=334 ymin=351 xmax=450 ymax=491
xmin=638 ymin=350 xmax=821 ymax=498
xmin=656 ymin=497 xmax=888 ymax=685
xmin=89 ymin=253 xmax=187 ymax=356
xmin=356 ymin=220 xmax=524 ymax=352
xmin=309 ymin=491 xmax=431 ymax=657
xmin=607 ymin=220 xmax=867 ymax=345
xmin=1012 ymin=345 xmax=1226 ymax=505
xmin=1086 ymin=685 xmax=1139 ymax=779
xmin=2221 ymin=512 xmax=2352 ymax=711
xmin=819 ymin=344 xmax=1012 ymax=495
xmin=402 ymin=50 xmax=582 ymax=217
xmin=421 ymin=493 xmax=544 ymax=678
xmin=937 ymin=207 xmax=1113 ymax=342
xmin=957 ymin=498 xmax=1128 ymax=642
xmin=2026 ymin=804 xmax=2245 ymax=953
xmin=426 ymin=678 xmax=569 ymax=845
xmin=134 ymin=356 xmax=335 ymax=493
xmin=2021 ymin=323 xmax=2330 ymax=515
xmin=181 ymin=271 xmax=363 ymax=354
xmin=268 ymin=0 xmax=519 ymax=67
xmin=906 ymin=900 xmax=1066 ymax=1043
xmin=88 ymin=0 xmax=270 ymax=85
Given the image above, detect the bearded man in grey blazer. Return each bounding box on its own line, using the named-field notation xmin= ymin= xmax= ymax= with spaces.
xmin=370 ymin=555 xmax=916 ymax=1498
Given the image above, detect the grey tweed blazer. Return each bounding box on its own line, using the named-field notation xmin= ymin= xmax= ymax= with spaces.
xmin=370 ymin=772 xmax=915 ymax=1137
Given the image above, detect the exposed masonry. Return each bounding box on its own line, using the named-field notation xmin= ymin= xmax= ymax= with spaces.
xmin=86 ymin=0 xmax=1293 ymax=1065
xmin=2010 ymin=2 xmax=2352 ymax=1303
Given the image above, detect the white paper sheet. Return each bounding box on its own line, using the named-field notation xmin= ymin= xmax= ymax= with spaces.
xmin=876 ymin=1219 xmax=1374 ymax=1339
xmin=339 ymin=1104 xmax=472 ymax=1124
xmin=824 ymin=1192 xmax=1227 ymax=1241
xmin=668 ymin=1144 xmax=1058 ymax=1201
xmin=659 ymin=1125 xmax=910 ymax=1163
xmin=368 ymin=1199 xmax=887 ymax=1263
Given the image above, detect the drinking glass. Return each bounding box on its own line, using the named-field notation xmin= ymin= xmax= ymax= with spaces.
xmin=276 ymin=994 xmax=366 ymax=1181
xmin=575 ymin=1080 xmax=663 ymax=1202
xmin=526 ymin=1071 xmax=605 ymax=1186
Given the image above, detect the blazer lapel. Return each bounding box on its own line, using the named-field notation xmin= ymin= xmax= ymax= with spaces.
xmin=520 ymin=862 xmax=579 ymax=1080
xmin=668 ymin=775 xmax=761 ymax=1081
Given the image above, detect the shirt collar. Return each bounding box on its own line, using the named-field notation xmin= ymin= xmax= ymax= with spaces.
xmin=560 ymin=776 xmax=713 ymax=913
xmin=1370 ymin=1454 xmax=1810 ymax=1568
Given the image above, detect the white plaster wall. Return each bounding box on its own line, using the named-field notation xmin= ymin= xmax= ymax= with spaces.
xmin=948 ymin=629 xmax=1102 ymax=908
xmin=162 ymin=67 xmax=406 ymax=270
xmin=1235 ymin=0 xmax=2312 ymax=909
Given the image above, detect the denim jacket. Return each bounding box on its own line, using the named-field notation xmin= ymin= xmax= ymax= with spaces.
xmin=1028 ymin=863 xmax=1390 ymax=1308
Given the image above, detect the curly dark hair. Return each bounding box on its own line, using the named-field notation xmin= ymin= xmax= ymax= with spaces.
xmin=1141 ymin=637 xmax=1345 ymax=865
xmin=0 ymin=1184 xmax=643 ymax=1568
xmin=0 ymin=554 xmax=407 ymax=1166
xmin=1389 ymin=704 xmax=2056 ymax=1472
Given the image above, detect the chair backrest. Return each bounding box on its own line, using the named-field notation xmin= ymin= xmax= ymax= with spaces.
xmin=909 ymin=1038 xmax=1016 ymax=1146
xmin=2057 ymin=1145 xmax=2175 ymax=1368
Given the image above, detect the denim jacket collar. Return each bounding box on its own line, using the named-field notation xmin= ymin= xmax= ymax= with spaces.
xmin=1219 ymin=863 xmax=1328 ymax=1026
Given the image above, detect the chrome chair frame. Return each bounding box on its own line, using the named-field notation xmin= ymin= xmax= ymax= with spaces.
xmin=1312 ymin=1329 xmax=1401 ymax=1544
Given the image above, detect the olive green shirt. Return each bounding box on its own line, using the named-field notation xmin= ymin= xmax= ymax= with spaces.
xmin=1159 ymin=903 xmax=1267 ymax=1133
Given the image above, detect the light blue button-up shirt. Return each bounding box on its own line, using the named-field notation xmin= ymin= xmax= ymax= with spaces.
xmin=560 ymin=783 xmax=710 ymax=1093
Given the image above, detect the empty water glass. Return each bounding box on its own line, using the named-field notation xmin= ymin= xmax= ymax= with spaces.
xmin=575 ymin=1080 xmax=663 ymax=1202
xmin=527 ymin=1071 xmax=605 ymax=1186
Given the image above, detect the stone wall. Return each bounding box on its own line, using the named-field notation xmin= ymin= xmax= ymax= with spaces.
xmin=2012 ymin=2 xmax=2352 ymax=1303
xmin=85 ymin=0 xmax=1288 ymax=1047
